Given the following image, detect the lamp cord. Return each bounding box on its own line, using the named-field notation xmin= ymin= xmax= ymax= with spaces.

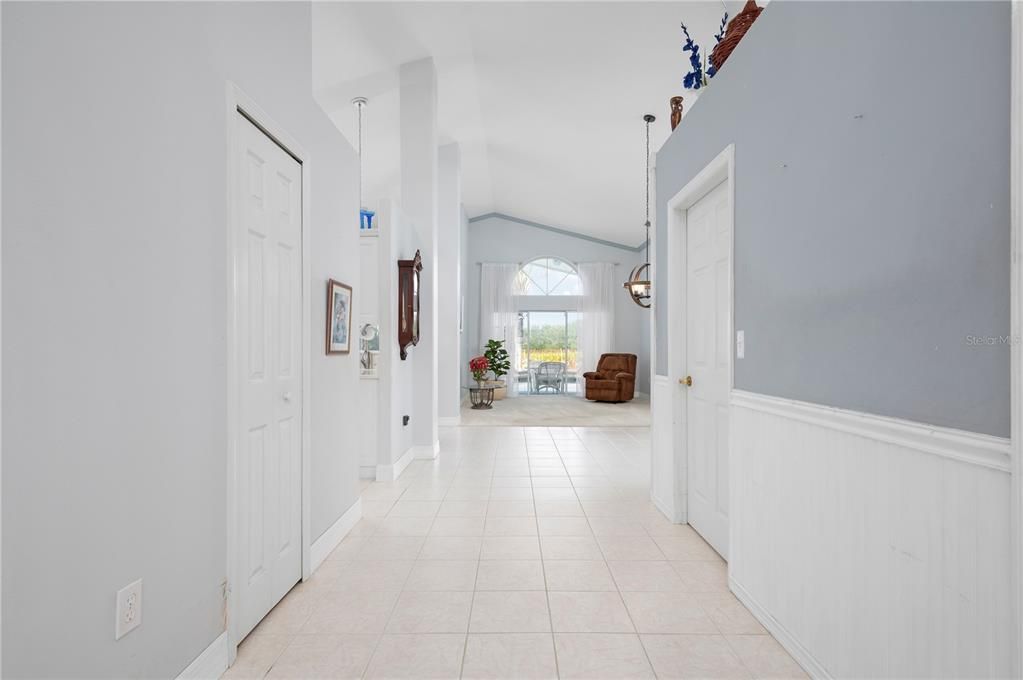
xmin=357 ymin=101 xmax=364 ymax=211
xmin=644 ymin=117 xmax=651 ymax=265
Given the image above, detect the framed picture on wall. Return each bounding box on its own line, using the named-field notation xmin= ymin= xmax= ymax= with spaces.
xmin=326 ymin=279 xmax=353 ymax=354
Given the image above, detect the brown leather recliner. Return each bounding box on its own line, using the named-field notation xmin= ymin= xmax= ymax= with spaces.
xmin=583 ymin=353 xmax=638 ymax=403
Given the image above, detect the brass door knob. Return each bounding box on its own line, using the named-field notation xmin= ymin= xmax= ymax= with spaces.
xmin=680 ymin=376 xmax=693 ymax=387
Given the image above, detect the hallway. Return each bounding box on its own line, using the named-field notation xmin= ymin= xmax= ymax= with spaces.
xmin=225 ymin=426 xmax=804 ymax=679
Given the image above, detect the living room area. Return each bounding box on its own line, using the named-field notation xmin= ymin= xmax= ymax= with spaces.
xmin=461 ymin=215 xmax=651 ymax=427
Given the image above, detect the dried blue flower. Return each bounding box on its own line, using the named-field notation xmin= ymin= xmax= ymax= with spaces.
xmin=714 ymin=12 xmax=728 ymax=43
xmin=680 ymin=21 xmax=703 ymax=90
xmin=707 ymin=12 xmax=728 ymax=79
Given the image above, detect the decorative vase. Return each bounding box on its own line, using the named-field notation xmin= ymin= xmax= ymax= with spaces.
xmin=469 ymin=386 xmax=494 ymax=410
xmin=485 ymin=380 xmax=507 ymax=400
xmin=359 ymin=208 xmax=376 ymax=231
xmin=709 ymin=0 xmax=763 ymax=75
xmin=670 ymin=96 xmax=684 ymax=131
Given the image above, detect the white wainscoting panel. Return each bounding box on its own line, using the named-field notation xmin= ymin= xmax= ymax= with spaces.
xmin=730 ymin=390 xmax=1013 ymax=679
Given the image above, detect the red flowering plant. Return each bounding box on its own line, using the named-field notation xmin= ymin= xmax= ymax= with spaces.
xmin=469 ymin=356 xmax=490 ymax=387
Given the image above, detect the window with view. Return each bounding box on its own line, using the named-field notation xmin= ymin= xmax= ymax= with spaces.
xmin=512 ymin=257 xmax=583 ymax=394
xmin=514 ymin=257 xmax=582 ymax=296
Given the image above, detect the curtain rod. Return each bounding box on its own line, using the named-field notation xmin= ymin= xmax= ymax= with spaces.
xmin=475 ymin=261 xmax=621 ymax=266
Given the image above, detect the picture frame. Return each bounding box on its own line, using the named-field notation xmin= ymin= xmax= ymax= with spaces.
xmin=326 ymin=279 xmax=353 ymax=354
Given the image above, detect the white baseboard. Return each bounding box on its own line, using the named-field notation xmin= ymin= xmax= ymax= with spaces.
xmin=412 ymin=440 xmax=440 ymax=460
xmin=650 ymin=492 xmax=681 ymax=524
xmin=177 ymin=632 xmax=228 ymax=680
xmin=376 ymin=447 xmax=415 ymax=481
xmin=309 ymin=498 xmax=362 ymax=574
xmin=439 ymin=416 xmax=461 ymax=427
xmin=730 ymin=578 xmax=829 ymax=680
xmin=359 ymin=465 xmax=376 ymax=480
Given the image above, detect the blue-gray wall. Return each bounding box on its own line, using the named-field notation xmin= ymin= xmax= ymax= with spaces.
xmin=655 ymin=1 xmax=1010 ymax=436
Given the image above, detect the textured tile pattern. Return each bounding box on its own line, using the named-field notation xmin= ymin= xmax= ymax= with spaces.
xmin=223 ymin=426 xmax=805 ymax=679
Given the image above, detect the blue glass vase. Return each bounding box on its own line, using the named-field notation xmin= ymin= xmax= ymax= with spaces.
xmin=360 ymin=208 xmax=376 ymax=231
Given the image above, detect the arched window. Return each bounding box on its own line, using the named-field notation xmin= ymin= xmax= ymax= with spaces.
xmin=515 ymin=257 xmax=582 ymax=296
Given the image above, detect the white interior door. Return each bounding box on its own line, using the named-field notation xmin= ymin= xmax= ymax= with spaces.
xmin=685 ymin=180 xmax=730 ymax=559
xmin=236 ymin=112 xmax=303 ymax=639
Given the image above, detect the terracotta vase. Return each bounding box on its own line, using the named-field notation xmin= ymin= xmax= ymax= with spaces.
xmin=670 ymin=96 xmax=684 ymax=131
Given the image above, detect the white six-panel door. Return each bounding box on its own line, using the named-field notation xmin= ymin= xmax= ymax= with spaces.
xmin=236 ymin=113 xmax=303 ymax=639
xmin=685 ymin=180 xmax=731 ymax=559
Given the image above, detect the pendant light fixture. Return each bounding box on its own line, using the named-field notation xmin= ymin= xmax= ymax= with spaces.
xmin=624 ymin=114 xmax=655 ymax=308
xmin=353 ymin=96 xmax=375 ymax=231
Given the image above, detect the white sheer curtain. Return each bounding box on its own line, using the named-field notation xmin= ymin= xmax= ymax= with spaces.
xmin=577 ymin=263 xmax=616 ymax=396
xmin=479 ymin=263 xmax=520 ymax=397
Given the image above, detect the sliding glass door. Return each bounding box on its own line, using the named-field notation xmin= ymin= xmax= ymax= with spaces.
xmin=516 ymin=311 xmax=579 ymax=395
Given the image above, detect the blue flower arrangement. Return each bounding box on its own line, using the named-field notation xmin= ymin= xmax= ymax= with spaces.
xmin=681 ymin=12 xmax=728 ymax=89
xmin=706 ymin=12 xmax=728 ymax=78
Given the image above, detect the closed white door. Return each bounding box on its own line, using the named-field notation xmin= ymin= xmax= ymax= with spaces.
xmin=685 ymin=180 xmax=730 ymax=559
xmin=236 ymin=112 xmax=303 ymax=639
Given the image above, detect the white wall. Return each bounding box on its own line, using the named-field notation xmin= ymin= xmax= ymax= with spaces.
xmin=358 ymin=235 xmax=381 ymax=478
xmin=399 ymin=59 xmax=439 ymax=454
xmin=466 ymin=215 xmax=650 ymax=393
xmin=377 ymin=201 xmax=419 ymax=475
xmin=2 ymin=3 xmax=361 ymax=677
xmin=437 ymin=144 xmax=463 ymax=424
xmin=459 ymin=208 xmax=470 ymax=403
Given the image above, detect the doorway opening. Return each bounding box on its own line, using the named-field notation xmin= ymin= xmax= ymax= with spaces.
xmin=516 ymin=311 xmax=580 ymax=395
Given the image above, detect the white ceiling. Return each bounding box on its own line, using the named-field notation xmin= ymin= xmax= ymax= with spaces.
xmin=313 ymin=1 xmax=736 ymax=245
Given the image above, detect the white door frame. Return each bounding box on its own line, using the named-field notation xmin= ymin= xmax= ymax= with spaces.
xmin=1011 ymin=2 xmax=1022 ymax=675
xmin=224 ymin=82 xmax=312 ymax=662
xmin=664 ymin=144 xmax=735 ymax=547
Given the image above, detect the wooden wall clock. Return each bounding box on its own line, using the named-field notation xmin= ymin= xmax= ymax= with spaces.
xmin=397 ymin=250 xmax=422 ymax=360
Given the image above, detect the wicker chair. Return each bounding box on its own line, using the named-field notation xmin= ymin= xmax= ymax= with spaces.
xmin=583 ymin=354 xmax=637 ymax=403
xmin=534 ymin=362 xmax=566 ymax=393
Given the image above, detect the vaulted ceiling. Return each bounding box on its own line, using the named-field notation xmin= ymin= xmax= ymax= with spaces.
xmin=313 ymin=2 xmax=736 ymax=245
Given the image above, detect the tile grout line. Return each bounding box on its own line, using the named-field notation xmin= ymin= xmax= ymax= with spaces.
xmin=572 ymin=429 xmax=661 ymax=679
xmin=360 ymin=475 xmax=426 ymax=679
xmin=533 ymin=427 xmax=562 ymax=680
xmin=456 ymin=436 xmax=490 ymax=680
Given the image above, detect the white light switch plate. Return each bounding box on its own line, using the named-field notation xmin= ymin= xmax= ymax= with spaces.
xmin=115 ymin=579 xmax=143 ymax=640
xmin=736 ymin=330 xmax=745 ymax=359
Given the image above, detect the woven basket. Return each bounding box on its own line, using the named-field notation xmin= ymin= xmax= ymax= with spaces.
xmin=709 ymin=0 xmax=763 ymax=74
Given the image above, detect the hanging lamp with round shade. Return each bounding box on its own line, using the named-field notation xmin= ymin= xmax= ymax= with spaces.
xmin=624 ymin=114 xmax=655 ymax=308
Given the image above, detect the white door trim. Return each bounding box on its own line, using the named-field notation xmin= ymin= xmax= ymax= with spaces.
xmin=664 ymin=144 xmax=735 ymax=539
xmin=1011 ymin=2 xmax=1022 ymax=674
xmin=224 ymin=82 xmax=312 ymax=662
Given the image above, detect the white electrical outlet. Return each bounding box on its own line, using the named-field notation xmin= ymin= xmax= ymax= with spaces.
xmin=115 ymin=579 xmax=143 ymax=640
xmin=736 ymin=330 xmax=745 ymax=359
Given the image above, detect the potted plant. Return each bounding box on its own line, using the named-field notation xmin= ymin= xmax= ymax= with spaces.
xmin=483 ymin=339 xmax=511 ymax=400
xmin=468 ymin=356 xmax=494 ymax=410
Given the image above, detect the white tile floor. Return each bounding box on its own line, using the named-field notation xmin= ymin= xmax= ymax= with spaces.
xmin=224 ymin=426 xmax=806 ymax=679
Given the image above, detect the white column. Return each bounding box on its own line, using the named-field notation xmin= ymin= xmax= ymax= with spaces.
xmin=437 ymin=143 xmax=463 ymax=426
xmin=399 ymin=58 xmax=439 ymax=457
